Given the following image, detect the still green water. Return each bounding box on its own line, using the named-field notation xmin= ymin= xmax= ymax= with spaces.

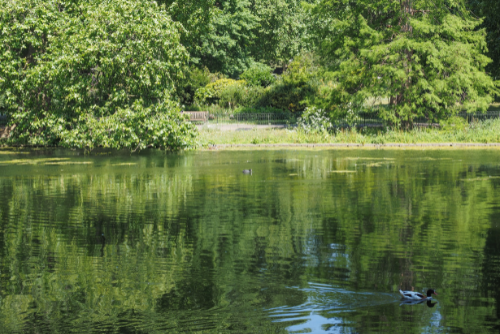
xmin=0 ymin=148 xmax=500 ymax=333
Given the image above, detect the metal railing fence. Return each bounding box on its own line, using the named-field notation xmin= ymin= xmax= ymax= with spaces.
xmin=457 ymin=111 xmax=500 ymax=122
xmin=207 ymin=113 xmax=296 ymax=125
xmin=327 ymin=110 xmax=500 ymax=128
xmin=191 ymin=110 xmax=500 ymax=127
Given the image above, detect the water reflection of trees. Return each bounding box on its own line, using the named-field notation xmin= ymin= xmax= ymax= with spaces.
xmin=482 ymin=227 xmax=500 ymax=331
xmin=0 ymin=151 xmax=499 ymax=332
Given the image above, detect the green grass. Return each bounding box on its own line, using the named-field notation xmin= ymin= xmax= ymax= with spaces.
xmin=198 ymin=118 xmax=500 ymax=146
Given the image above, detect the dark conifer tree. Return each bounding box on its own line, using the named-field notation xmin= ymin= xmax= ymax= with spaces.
xmin=311 ymin=0 xmax=499 ymax=126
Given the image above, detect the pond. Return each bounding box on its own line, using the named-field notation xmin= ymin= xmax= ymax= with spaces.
xmin=0 ymin=148 xmax=500 ymax=333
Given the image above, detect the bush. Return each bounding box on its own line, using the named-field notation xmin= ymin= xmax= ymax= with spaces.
xmin=193 ymin=53 xmax=331 ymax=113
xmin=265 ymin=81 xmax=315 ymax=113
xmin=219 ymin=85 xmax=265 ymax=108
xmin=195 ymin=79 xmax=247 ymax=105
xmin=439 ymin=116 xmax=468 ymax=132
xmin=297 ymin=107 xmax=332 ymax=133
xmin=240 ymin=63 xmax=276 ymax=87
xmin=262 ymin=54 xmax=319 ymax=113
xmin=57 ymin=101 xmax=197 ymax=151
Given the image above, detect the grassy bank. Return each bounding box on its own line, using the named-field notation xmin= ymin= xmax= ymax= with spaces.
xmin=3 ymin=112 xmax=500 ymax=150
xmin=198 ymin=118 xmax=500 ymax=146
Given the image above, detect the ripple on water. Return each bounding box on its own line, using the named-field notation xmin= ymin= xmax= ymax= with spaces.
xmin=267 ymin=283 xmax=399 ymax=332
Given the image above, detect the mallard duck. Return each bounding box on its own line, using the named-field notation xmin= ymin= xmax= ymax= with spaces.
xmin=399 ymin=289 xmax=437 ymax=300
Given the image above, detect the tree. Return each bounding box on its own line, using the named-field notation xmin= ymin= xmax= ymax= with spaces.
xmin=311 ymin=0 xmax=498 ymax=127
xmin=0 ymin=0 xmax=197 ymax=150
xmin=248 ymin=0 xmax=314 ymax=66
xmin=164 ymin=0 xmax=258 ymax=77
xmin=468 ymin=0 xmax=500 ymax=80
xmin=164 ymin=0 xmax=316 ymax=76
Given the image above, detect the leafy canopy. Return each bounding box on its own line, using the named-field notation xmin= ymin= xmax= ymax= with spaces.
xmin=0 ymin=0 xmax=196 ymax=150
xmin=164 ymin=0 xmax=258 ymax=77
xmin=164 ymin=0 xmax=316 ymax=76
xmin=248 ymin=0 xmax=315 ymax=65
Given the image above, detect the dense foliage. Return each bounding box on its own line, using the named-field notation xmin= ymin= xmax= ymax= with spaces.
xmin=310 ymin=0 xmax=499 ymax=127
xmin=248 ymin=0 xmax=314 ymax=65
xmin=163 ymin=0 xmax=315 ymax=76
xmin=1 ymin=0 xmax=500 ymax=148
xmin=190 ymin=55 xmax=324 ymax=113
xmin=0 ymin=0 xmax=196 ymax=150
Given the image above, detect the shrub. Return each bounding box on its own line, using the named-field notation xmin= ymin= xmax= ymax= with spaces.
xmin=240 ymin=63 xmax=276 ymax=87
xmin=219 ymin=85 xmax=265 ymax=108
xmin=284 ymin=55 xmax=318 ymax=86
xmin=297 ymin=107 xmax=332 ymax=133
xmin=439 ymin=116 xmax=468 ymax=132
xmin=263 ymin=54 xmax=319 ymax=113
xmin=265 ymin=81 xmax=315 ymax=113
xmin=195 ymin=79 xmax=247 ymax=105
xmin=57 ymin=100 xmax=197 ymax=151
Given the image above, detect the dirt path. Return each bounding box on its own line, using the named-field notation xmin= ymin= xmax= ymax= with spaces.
xmin=197 ymin=124 xmax=291 ymax=131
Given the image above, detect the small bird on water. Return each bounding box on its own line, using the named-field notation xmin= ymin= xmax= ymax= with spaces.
xmin=399 ymin=289 xmax=437 ymax=300
xmin=242 ymin=169 xmax=252 ymax=174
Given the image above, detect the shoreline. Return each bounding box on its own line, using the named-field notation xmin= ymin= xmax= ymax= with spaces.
xmin=2 ymin=142 xmax=500 ymax=152
xmin=202 ymin=142 xmax=500 ymax=150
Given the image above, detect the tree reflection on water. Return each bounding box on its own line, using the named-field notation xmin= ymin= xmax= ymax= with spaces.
xmin=0 ymin=149 xmax=500 ymax=333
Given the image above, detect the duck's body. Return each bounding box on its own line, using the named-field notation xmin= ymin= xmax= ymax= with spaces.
xmin=399 ymin=289 xmax=437 ymax=300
